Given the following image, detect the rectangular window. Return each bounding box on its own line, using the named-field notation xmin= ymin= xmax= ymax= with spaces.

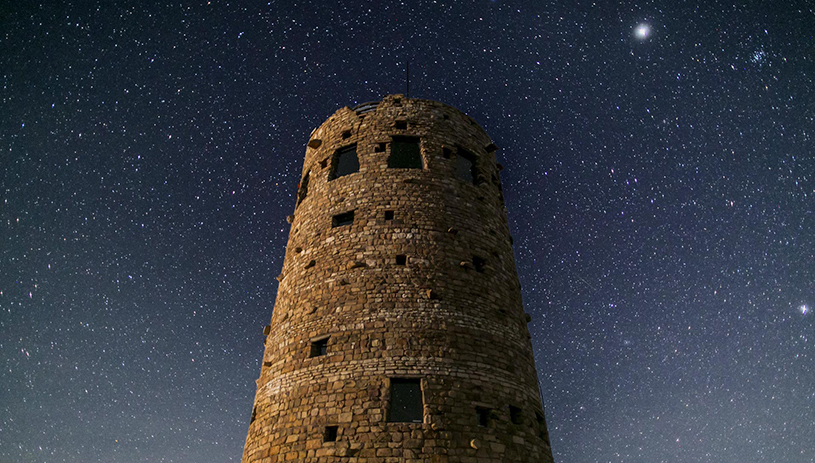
xmin=323 ymin=425 xmax=338 ymax=442
xmin=388 ymin=136 xmax=423 ymax=169
xmin=509 ymin=405 xmax=522 ymax=424
xmin=388 ymin=378 xmax=423 ymax=423
xmin=384 ymin=210 xmax=394 ymax=220
xmin=332 ymin=211 xmax=354 ymax=228
xmin=476 ymin=407 xmax=491 ymax=427
xmin=473 ymin=256 xmax=486 ymax=273
xmin=395 ymin=255 xmax=407 ymax=265
xmin=455 ymin=148 xmax=477 ymax=184
xmin=330 ymin=145 xmax=359 ymax=179
xmin=297 ymin=170 xmax=310 ymax=206
xmin=310 ymin=337 xmax=329 ymax=357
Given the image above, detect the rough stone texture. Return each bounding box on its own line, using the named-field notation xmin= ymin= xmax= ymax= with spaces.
xmin=241 ymin=95 xmax=554 ymax=463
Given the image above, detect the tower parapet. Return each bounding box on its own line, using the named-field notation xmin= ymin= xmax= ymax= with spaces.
xmin=242 ymin=95 xmax=554 ymax=462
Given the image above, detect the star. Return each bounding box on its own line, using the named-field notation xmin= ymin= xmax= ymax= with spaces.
xmin=800 ymin=305 xmax=809 ymax=315
xmin=634 ymin=23 xmax=651 ymax=39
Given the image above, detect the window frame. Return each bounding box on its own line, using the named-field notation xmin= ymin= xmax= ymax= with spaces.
xmin=329 ymin=144 xmax=359 ymax=180
xmin=387 ymin=377 xmax=424 ymax=423
xmin=387 ymin=136 xmax=423 ymax=169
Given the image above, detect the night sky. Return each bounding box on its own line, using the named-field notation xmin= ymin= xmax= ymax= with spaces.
xmin=2 ymin=2 xmax=813 ymax=462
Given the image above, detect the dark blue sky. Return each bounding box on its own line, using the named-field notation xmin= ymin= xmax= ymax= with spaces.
xmin=2 ymin=1 xmax=813 ymax=462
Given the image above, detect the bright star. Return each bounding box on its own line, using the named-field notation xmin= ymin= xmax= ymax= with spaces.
xmin=635 ymin=24 xmax=651 ymax=39
xmin=800 ymin=305 xmax=809 ymax=315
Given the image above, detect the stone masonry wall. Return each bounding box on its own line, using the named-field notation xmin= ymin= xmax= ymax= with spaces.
xmin=241 ymin=95 xmax=554 ymax=463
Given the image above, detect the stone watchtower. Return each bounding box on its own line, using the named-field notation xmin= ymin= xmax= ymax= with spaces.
xmin=242 ymin=95 xmax=554 ymax=462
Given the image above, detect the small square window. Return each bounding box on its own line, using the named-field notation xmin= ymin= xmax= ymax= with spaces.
xmin=341 ymin=130 xmax=352 ymax=139
xmin=442 ymin=147 xmax=452 ymax=159
xmin=375 ymin=142 xmax=387 ymax=153
xmin=396 ymin=255 xmax=407 ymax=266
xmin=332 ymin=211 xmax=354 ymax=228
xmin=310 ymin=337 xmax=329 ymax=357
xmin=509 ymin=405 xmax=522 ymax=425
xmin=476 ymin=407 xmax=491 ymax=427
xmin=384 ymin=210 xmax=394 ymax=220
xmin=473 ymin=256 xmax=486 ymax=273
xmin=388 ymin=378 xmax=423 ymax=423
xmin=323 ymin=425 xmax=338 ymax=442
xmin=394 ymin=120 xmax=407 ymax=130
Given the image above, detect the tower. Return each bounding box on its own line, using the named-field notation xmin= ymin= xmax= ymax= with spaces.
xmin=242 ymin=95 xmax=554 ymax=462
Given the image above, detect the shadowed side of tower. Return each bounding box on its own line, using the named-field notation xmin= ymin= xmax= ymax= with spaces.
xmin=242 ymin=95 xmax=554 ymax=462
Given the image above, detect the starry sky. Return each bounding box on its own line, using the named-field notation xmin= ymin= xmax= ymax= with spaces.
xmin=2 ymin=1 xmax=813 ymax=462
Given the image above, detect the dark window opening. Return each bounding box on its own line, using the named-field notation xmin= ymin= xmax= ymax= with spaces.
xmin=388 ymin=378 xmax=423 ymax=423
xmin=396 ymin=255 xmax=407 ymax=266
xmin=388 ymin=136 xmax=422 ymax=169
xmin=393 ymin=99 xmax=402 ymax=107
xmin=375 ymin=142 xmax=386 ymax=153
xmin=323 ymin=425 xmax=338 ymax=442
xmin=330 ymin=145 xmax=359 ymax=180
xmin=443 ymin=114 xmax=450 ymax=120
xmin=442 ymin=147 xmax=452 ymax=159
xmin=341 ymin=130 xmax=352 ymax=139
xmin=310 ymin=337 xmax=329 ymax=357
xmin=455 ymin=148 xmax=477 ymax=184
xmin=384 ymin=210 xmax=394 ymax=220
xmin=476 ymin=407 xmax=491 ymax=427
xmin=320 ymin=158 xmax=328 ymax=169
xmin=473 ymin=256 xmax=486 ymax=273
xmin=297 ymin=170 xmax=310 ymax=207
xmin=250 ymin=406 xmax=257 ymax=424
xmin=509 ymin=405 xmax=523 ymax=425
xmin=394 ymin=120 xmax=407 ymax=130
xmin=332 ymin=211 xmax=354 ymax=228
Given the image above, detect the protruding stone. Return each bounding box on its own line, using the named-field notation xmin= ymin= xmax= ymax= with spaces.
xmin=525 ymin=313 xmax=533 ymax=323
xmin=286 ymin=214 xmax=294 ymax=224
xmin=347 ymin=261 xmax=367 ymax=269
xmin=307 ymin=138 xmax=322 ymax=148
xmin=263 ymin=325 xmax=271 ymax=336
xmin=276 ymin=273 xmax=284 ymax=282
xmin=447 ymin=227 xmax=458 ymax=235
xmin=304 ymin=260 xmax=316 ymax=269
xmin=460 ymin=261 xmax=474 ymax=270
xmin=485 ymin=143 xmax=498 ymax=152
xmin=426 ymin=289 xmax=439 ymax=300
xmin=470 ymin=439 xmax=480 ymax=450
